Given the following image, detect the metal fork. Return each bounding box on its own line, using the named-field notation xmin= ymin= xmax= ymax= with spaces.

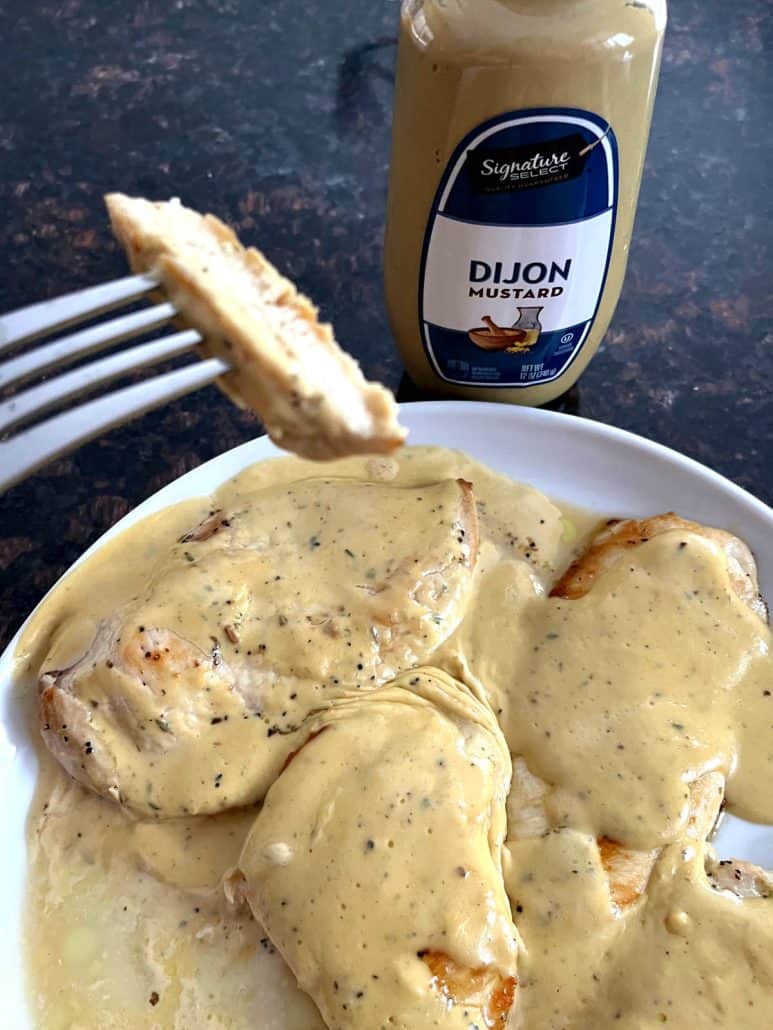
xmin=0 ymin=274 xmax=231 ymax=493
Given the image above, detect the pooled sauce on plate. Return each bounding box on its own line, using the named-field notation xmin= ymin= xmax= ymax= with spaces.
xmin=16 ymin=446 xmax=773 ymax=1028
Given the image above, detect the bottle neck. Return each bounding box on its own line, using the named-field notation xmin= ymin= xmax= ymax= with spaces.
xmin=405 ymin=0 xmax=666 ymax=61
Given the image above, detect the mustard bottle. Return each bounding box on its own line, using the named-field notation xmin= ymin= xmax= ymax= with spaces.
xmin=384 ymin=0 xmax=667 ymax=405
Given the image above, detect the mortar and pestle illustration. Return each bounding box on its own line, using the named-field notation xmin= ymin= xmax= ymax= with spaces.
xmin=468 ymin=307 xmax=543 ymax=353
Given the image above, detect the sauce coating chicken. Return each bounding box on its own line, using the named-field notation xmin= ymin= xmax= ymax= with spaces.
xmin=237 ymin=668 xmax=519 ymax=1030
xmin=39 ymin=477 xmax=478 ymax=816
xmin=540 ymin=513 xmax=767 ymax=909
xmin=551 ymin=512 xmax=767 ymax=621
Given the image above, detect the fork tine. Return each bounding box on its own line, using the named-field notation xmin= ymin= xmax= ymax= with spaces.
xmin=0 ymin=328 xmax=203 ymax=434
xmin=0 ymin=356 xmax=231 ymax=493
xmin=0 ymin=272 xmax=160 ymax=355
xmin=0 ymin=301 xmax=181 ymax=390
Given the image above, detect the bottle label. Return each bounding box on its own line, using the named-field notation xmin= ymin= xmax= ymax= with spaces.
xmin=419 ymin=108 xmax=618 ymax=388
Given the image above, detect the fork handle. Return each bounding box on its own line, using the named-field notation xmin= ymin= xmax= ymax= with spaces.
xmin=0 ymin=356 xmax=230 ymax=493
xmin=0 ymin=273 xmax=159 ymax=355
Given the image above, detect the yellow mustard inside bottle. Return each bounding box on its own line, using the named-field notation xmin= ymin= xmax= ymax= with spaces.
xmin=384 ymin=0 xmax=668 ymax=405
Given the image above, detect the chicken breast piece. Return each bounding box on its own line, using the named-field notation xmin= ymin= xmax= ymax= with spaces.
xmin=237 ymin=668 xmax=519 ymax=1030
xmin=105 ymin=193 xmax=406 ymax=460
xmin=506 ymin=830 xmax=773 ymax=1029
xmin=39 ymin=477 xmax=478 ymax=817
xmin=507 ymin=759 xmax=726 ymax=913
xmin=551 ymin=513 xmax=767 ymax=621
xmin=565 ymin=840 xmax=773 ymax=1029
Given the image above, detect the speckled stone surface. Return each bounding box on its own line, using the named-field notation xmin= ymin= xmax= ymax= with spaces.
xmin=0 ymin=0 xmax=771 ymax=649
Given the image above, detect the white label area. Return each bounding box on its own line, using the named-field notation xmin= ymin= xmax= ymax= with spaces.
xmin=423 ymin=210 xmax=613 ymax=332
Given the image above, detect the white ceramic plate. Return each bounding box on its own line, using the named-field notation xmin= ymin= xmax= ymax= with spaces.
xmin=2 ymin=400 xmax=772 ymax=1025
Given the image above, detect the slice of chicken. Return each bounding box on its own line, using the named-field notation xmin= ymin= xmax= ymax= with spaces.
xmin=551 ymin=513 xmax=768 ymax=621
xmin=39 ymin=477 xmax=478 ymax=817
xmin=507 ymin=757 xmax=726 ymax=913
xmin=106 ymin=193 xmax=406 ymax=461
xmin=237 ymin=668 xmax=519 ymax=1030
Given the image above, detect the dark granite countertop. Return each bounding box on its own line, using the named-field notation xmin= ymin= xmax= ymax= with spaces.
xmin=1 ymin=0 xmax=771 ymax=649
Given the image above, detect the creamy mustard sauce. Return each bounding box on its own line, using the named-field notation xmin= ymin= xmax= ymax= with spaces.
xmin=239 ymin=668 xmax=518 ymax=1029
xmin=441 ymin=533 xmax=773 ymax=848
xmin=24 ymin=448 xmax=562 ymax=820
xmin=37 ymin=474 xmax=479 ymax=817
xmin=18 ymin=445 xmax=773 ymax=1028
xmin=25 ymin=747 xmax=323 ymax=1030
xmin=504 ymin=830 xmax=773 ymax=1028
